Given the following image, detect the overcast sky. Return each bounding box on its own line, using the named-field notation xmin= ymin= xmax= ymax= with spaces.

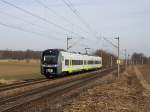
xmin=0 ymin=0 xmax=149 ymax=56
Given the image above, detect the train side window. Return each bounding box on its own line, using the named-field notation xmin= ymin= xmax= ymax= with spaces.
xmin=80 ymin=60 xmax=83 ymax=65
xmin=88 ymin=60 xmax=93 ymax=64
xmin=84 ymin=60 xmax=86 ymax=65
xmin=65 ymin=59 xmax=69 ymax=66
xmin=72 ymin=60 xmax=83 ymax=65
xmin=95 ymin=61 xmax=99 ymax=64
xmin=95 ymin=61 xmax=97 ymax=64
xmin=72 ymin=60 xmax=76 ymax=65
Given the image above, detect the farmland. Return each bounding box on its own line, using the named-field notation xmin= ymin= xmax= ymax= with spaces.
xmin=0 ymin=60 xmax=44 ymax=81
xmin=138 ymin=64 xmax=150 ymax=84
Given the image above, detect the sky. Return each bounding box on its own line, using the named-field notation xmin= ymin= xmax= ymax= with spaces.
xmin=0 ymin=0 xmax=149 ymax=57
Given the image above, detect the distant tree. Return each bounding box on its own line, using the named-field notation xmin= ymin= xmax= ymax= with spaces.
xmin=94 ymin=49 xmax=117 ymax=68
xmin=0 ymin=50 xmax=41 ymax=60
xmin=131 ymin=52 xmax=149 ymax=64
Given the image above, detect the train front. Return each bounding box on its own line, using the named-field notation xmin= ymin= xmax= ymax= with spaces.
xmin=40 ymin=49 xmax=60 ymax=78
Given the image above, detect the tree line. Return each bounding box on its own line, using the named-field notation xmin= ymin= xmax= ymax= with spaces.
xmin=0 ymin=50 xmax=41 ymax=60
xmin=131 ymin=52 xmax=150 ymax=64
xmin=94 ymin=49 xmax=118 ymax=68
xmin=95 ymin=50 xmax=150 ymax=67
xmin=0 ymin=49 xmax=149 ymax=65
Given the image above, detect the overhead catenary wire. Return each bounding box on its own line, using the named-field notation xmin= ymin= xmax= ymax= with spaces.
xmin=0 ymin=0 xmax=105 ymax=53
xmin=102 ymin=36 xmax=127 ymax=59
xmin=62 ymin=0 xmax=97 ymax=37
xmin=0 ymin=21 xmax=62 ymax=40
xmin=0 ymin=10 xmax=52 ymax=32
xmin=0 ymin=10 xmax=67 ymax=36
xmin=35 ymin=0 xmax=89 ymax=35
xmin=0 ymin=0 xmax=86 ymax=38
xmin=68 ymin=37 xmax=85 ymax=49
xmin=103 ymin=37 xmax=118 ymax=48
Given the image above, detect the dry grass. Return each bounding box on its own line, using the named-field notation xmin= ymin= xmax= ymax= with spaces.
xmin=0 ymin=61 xmax=44 ymax=81
xmin=138 ymin=64 xmax=150 ymax=84
xmin=64 ymin=67 xmax=150 ymax=112
xmin=0 ymin=79 xmax=16 ymax=85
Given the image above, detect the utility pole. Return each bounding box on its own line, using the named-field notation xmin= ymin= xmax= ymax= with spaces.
xmin=115 ymin=37 xmax=120 ymax=78
xmin=85 ymin=48 xmax=90 ymax=54
xmin=67 ymin=36 xmax=72 ymax=51
xmin=128 ymin=54 xmax=130 ymax=65
xmin=141 ymin=55 xmax=144 ymax=65
xmin=110 ymin=55 xmax=113 ymax=67
xmin=124 ymin=49 xmax=127 ymax=70
xmin=142 ymin=58 xmax=144 ymax=64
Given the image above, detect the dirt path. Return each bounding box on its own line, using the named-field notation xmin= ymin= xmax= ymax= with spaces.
xmin=134 ymin=66 xmax=150 ymax=91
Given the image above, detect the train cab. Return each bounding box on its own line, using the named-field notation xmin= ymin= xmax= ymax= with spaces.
xmin=40 ymin=49 xmax=62 ymax=78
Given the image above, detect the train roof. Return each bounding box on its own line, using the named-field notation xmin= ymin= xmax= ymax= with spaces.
xmin=43 ymin=49 xmax=65 ymax=52
xmin=43 ymin=49 xmax=100 ymax=57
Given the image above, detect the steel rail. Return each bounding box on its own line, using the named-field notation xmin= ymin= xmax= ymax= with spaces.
xmin=0 ymin=78 xmax=49 ymax=92
xmin=0 ymin=67 xmax=118 ymax=112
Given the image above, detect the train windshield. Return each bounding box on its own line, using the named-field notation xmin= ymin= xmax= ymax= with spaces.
xmin=43 ymin=55 xmax=58 ymax=65
xmin=42 ymin=49 xmax=60 ymax=65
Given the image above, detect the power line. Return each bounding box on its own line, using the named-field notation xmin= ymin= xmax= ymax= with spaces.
xmin=0 ymin=0 xmax=85 ymax=37
xmin=68 ymin=37 xmax=85 ymax=49
xmin=35 ymin=0 xmax=89 ymax=35
xmin=0 ymin=0 xmax=100 ymax=51
xmin=103 ymin=37 xmax=118 ymax=48
xmin=103 ymin=36 xmax=126 ymax=59
xmin=0 ymin=10 xmax=50 ymax=32
xmin=0 ymin=10 xmax=67 ymax=36
xmin=0 ymin=21 xmax=62 ymax=40
xmin=62 ymin=0 xmax=96 ymax=37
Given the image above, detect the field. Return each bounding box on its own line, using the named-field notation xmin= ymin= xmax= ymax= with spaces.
xmin=138 ymin=64 xmax=150 ymax=84
xmin=0 ymin=60 xmax=44 ymax=82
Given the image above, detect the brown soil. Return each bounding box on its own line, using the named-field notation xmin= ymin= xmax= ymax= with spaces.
xmin=63 ymin=66 xmax=150 ymax=112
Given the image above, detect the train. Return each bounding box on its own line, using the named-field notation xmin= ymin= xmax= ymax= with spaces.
xmin=40 ymin=49 xmax=102 ymax=78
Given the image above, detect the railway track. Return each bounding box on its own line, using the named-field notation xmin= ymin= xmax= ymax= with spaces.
xmin=0 ymin=67 xmax=120 ymax=112
xmin=0 ymin=78 xmax=49 ymax=92
xmin=0 ymin=70 xmax=102 ymax=93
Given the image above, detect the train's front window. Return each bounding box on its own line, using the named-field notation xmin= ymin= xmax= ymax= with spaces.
xmin=43 ymin=55 xmax=58 ymax=65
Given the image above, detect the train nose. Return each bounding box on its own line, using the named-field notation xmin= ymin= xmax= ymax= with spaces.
xmin=46 ymin=69 xmax=53 ymax=73
xmin=46 ymin=67 xmax=57 ymax=74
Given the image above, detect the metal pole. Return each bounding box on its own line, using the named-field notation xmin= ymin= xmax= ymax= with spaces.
xmin=67 ymin=36 xmax=72 ymax=51
xmin=110 ymin=55 xmax=113 ymax=67
xmin=128 ymin=54 xmax=130 ymax=65
xmin=85 ymin=48 xmax=90 ymax=54
xmin=140 ymin=56 xmax=143 ymax=65
xmin=142 ymin=57 xmax=143 ymax=64
xmin=85 ymin=49 xmax=87 ymax=54
xmin=118 ymin=37 xmax=120 ymax=78
xmin=115 ymin=37 xmax=120 ymax=78
xmin=124 ymin=49 xmax=127 ymax=70
xmin=67 ymin=36 xmax=68 ymax=50
xmin=101 ymin=50 xmax=103 ymax=67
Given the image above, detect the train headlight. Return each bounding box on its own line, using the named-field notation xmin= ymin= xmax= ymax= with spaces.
xmin=47 ymin=69 xmax=53 ymax=73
